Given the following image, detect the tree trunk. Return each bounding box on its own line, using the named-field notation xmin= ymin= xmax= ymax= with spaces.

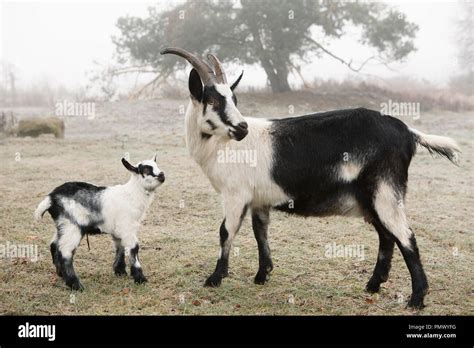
xmin=273 ymin=65 xmax=291 ymax=93
xmin=260 ymin=57 xmax=291 ymax=93
xmin=248 ymin=25 xmax=292 ymax=93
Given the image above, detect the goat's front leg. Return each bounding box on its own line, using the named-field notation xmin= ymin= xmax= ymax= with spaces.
xmin=122 ymin=233 xmax=147 ymax=284
xmin=252 ymin=207 xmax=273 ymax=284
xmin=204 ymin=198 xmax=248 ymax=287
xmin=112 ymin=236 xmax=127 ymax=276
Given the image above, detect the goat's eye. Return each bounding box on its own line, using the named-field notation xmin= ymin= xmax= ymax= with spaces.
xmin=141 ymin=167 xmax=152 ymax=176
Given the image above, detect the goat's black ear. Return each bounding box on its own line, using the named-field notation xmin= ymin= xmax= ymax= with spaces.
xmin=230 ymin=70 xmax=244 ymax=91
xmin=121 ymin=158 xmax=138 ymax=174
xmin=189 ymin=68 xmax=203 ymax=102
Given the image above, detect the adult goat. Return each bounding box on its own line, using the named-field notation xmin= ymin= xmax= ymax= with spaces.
xmin=161 ymin=47 xmax=460 ymax=309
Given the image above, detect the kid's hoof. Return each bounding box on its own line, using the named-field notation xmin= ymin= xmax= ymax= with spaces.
xmin=114 ymin=268 xmax=127 ymax=277
xmin=134 ymin=275 xmax=148 ymax=284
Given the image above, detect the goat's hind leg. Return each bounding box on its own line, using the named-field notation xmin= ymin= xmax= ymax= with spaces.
xmin=366 ymin=221 xmax=395 ymax=293
xmin=57 ymin=224 xmax=84 ymax=291
xmin=373 ymin=182 xmax=428 ymax=309
xmin=50 ymin=232 xmax=62 ymax=277
xmin=398 ymin=232 xmax=428 ymax=309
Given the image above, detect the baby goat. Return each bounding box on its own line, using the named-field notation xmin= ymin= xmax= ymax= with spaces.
xmin=161 ymin=47 xmax=460 ymax=309
xmin=35 ymin=156 xmax=165 ymax=290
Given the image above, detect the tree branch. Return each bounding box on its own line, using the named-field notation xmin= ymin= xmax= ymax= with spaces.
xmin=129 ymin=73 xmax=163 ymax=100
xmin=305 ymin=35 xmax=396 ymax=73
xmin=289 ymin=61 xmax=311 ymax=89
xmin=111 ymin=66 xmax=159 ymax=76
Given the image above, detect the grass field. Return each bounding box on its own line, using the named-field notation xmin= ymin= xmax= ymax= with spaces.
xmin=0 ymin=92 xmax=473 ymax=315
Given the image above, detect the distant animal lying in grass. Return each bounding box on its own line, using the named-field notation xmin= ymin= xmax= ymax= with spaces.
xmin=17 ymin=117 xmax=65 ymax=138
xmin=34 ymin=155 xmax=165 ymax=290
xmin=0 ymin=111 xmax=17 ymax=136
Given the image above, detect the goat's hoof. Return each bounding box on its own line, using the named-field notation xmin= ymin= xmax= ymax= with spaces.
xmin=365 ymin=279 xmax=381 ymax=293
xmin=134 ymin=275 xmax=148 ymax=284
xmin=131 ymin=266 xmax=147 ymax=284
xmin=407 ymin=294 xmax=426 ymax=310
xmin=204 ymin=274 xmax=222 ymax=287
xmin=254 ymin=271 xmax=270 ymax=285
xmin=114 ymin=268 xmax=127 ymax=277
xmin=69 ymin=280 xmax=84 ymax=291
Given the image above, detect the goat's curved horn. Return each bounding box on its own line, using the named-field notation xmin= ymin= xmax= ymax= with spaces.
xmin=160 ymin=47 xmax=215 ymax=86
xmin=207 ymin=53 xmax=227 ymax=84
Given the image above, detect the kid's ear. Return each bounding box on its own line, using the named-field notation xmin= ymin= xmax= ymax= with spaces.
xmin=153 ymin=153 xmax=158 ymax=163
xmin=121 ymin=158 xmax=138 ymax=174
xmin=189 ymin=68 xmax=203 ymax=102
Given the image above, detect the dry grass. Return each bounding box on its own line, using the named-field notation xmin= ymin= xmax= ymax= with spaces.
xmin=0 ymin=92 xmax=472 ymax=315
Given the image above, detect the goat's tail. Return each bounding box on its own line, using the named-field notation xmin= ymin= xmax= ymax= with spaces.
xmin=409 ymin=128 xmax=461 ymax=165
xmin=34 ymin=196 xmax=51 ymax=220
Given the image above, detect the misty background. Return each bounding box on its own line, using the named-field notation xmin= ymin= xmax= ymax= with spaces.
xmin=0 ymin=0 xmax=472 ymax=105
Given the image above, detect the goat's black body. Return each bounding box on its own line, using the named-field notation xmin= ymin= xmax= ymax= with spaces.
xmin=48 ymin=182 xmax=106 ymax=235
xmin=48 ymin=182 xmax=105 ymax=217
xmin=270 ymin=108 xmax=416 ymax=216
xmin=261 ymin=108 xmax=430 ymax=308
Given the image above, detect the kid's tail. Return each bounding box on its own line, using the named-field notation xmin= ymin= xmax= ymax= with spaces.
xmin=34 ymin=196 xmax=51 ymax=220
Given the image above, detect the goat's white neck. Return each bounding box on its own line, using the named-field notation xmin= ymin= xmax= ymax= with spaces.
xmin=183 ymin=99 xmax=289 ymax=205
xmin=123 ymin=175 xmax=155 ymax=201
xmin=185 ymin=99 xmax=226 ymax=168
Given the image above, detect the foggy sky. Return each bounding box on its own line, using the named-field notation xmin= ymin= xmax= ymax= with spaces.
xmin=0 ymin=0 xmax=464 ymax=90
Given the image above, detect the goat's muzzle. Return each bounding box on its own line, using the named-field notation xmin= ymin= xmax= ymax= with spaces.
xmin=230 ymin=122 xmax=248 ymax=141
xmin=157 ymin=172 xmax=165 ymax=183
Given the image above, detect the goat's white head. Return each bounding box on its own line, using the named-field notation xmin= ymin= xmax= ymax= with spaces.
xmin=161 ymin=47 xmax=248 ymax=141
xmin=122 ymin=154 xmax=165 ymax=191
